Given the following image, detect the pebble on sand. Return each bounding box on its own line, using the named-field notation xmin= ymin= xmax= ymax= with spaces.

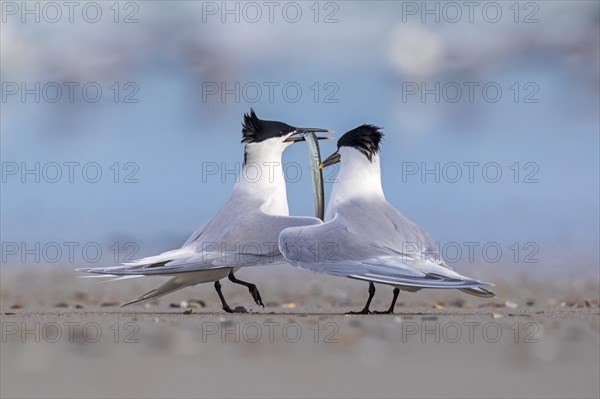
xmin=188 ymin=299 xmax=206 ymax=308
xmin=504 ymin=300 xmax=518 ymax=309
xmin=73 ymin=292 xmax=89 ymax=302
xmin=449 ymin=298 xmax=465 ymax=308
xmin=348 ymin=319 xmax=362 ymax=328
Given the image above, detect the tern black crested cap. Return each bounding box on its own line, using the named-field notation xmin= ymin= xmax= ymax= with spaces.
xmin=337 ymin=124 xmax=383 ymax=162
xmin=241 ymin=108 xmax=296 ymax=143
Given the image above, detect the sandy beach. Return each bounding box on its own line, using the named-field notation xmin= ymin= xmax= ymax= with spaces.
xmin=2 ymin=0 xmax=598 ymax=397
xmin=1 ymin=266 xmax=598 ymax=398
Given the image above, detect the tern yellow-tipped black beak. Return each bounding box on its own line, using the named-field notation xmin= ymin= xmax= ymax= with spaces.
xmin=320 ymin=150 xmax=341 ymax=169
xmin=284 ymin=128 xmax=334 ymax=143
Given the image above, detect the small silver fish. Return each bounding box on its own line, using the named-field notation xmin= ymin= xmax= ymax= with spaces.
xmin=304 ymin=132 xmax=325 ymax=221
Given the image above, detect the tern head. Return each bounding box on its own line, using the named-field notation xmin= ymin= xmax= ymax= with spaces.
xmin=241 ymin=108 xmax=332 ymax=147
xmin=321 ymin=124 xmax=383 ymax=168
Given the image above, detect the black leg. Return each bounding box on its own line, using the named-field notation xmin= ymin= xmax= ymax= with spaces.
xmin=228 ymin=270 xmax=264 ymax=307
xmin=347 ymin=282 xmax=376 ymax=314
xmin=214 ymin=280 xmax=234 ymax=313
xmin=374 ymin=287 xmax=400 ymax=314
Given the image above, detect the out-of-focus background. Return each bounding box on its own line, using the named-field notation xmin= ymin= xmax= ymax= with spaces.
xmin=2 ymin=1 xmax=599 ymax=280
xmin=1 ymin=2 xmax=599 ymax=399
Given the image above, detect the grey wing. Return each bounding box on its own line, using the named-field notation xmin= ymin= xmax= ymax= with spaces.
xmin=332 ymin=200 xmax=443 ymax=265
xmin=78 ymin=209 xmax=323 ymax=276
xmin=172 ymin=211 xmax=323 ymax=269
xmin=371 ymin=205 xmax=496 ymax=296
xmin=279 ymin=212 xmax=426 ymax=277
xmin=182 ymin=222 xmax=207 ymax=247
xmin=343 ymin=200 xmax=442 ymax=264
xmin=279 ymin=202 xmax=493 ymax=291
xmin=386 ymin=203 xmax=442 ymax=263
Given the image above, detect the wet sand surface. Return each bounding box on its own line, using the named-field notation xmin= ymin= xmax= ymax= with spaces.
xmin=1 ymin=266 xmax=599 ymax=398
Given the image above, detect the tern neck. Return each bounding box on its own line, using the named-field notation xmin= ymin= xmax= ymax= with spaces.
xmin=325 ymin=147 xmax=385 ymax=220
xmin=234 ymin=140 xmax=290 ymax=216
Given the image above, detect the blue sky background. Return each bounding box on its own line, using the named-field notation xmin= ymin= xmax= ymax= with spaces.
xmin=1 ymin=1 xmax=598 ymax=279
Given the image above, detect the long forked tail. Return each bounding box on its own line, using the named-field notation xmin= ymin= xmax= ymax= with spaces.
xmin=119 ymin=269 xmax=231 ymax=306
xmin=120 ymin=275 xmax=194 ymax=307
xmin=459 ymin=287 xmax=495 ymax=298
xmin=76 ymin=246 xmax=234 ymax=306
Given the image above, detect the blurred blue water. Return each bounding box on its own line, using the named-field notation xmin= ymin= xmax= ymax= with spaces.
xmin=1 ymin=1 xmax=598 ymax=278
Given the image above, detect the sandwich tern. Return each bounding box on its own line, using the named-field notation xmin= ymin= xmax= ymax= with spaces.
xmin=78 ymin=109 xmax=332 ymax=312
xmin=279 ymin=124 xmax=494 ymax=314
